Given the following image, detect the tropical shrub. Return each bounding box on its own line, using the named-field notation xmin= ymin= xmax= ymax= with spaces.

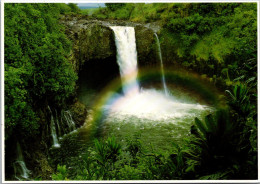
xmin=225 ymin=84 xmax=251 ymax=117
xmin=5 ymin=3 xmax=77 ymax=141
xmin=52 ymin=165 xmax=68 ymax=180
xmin=187 ymin=109 xmax=253 ymax=179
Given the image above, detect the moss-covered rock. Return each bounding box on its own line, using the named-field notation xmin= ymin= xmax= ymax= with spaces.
xmin=69 ymin=100 xmax=87 ymax=127
xmin=64 ymin=22 xmax=116 ymax=72
xmin=135 ymin=25 xmax=158 ymax=66
xmin=33 ymin=151 xmax=54 ymax=180
xmin=77 ymin=24 xmax=116 ymax=69
xmin=159 ymin=29 xmax=180 ymax=65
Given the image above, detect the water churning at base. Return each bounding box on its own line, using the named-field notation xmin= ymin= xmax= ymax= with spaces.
xmin=108 ymin=26 xmax=210 ymax=121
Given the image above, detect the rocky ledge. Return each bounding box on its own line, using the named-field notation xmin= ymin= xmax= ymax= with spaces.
xmin=61 ymin=16 xmax=162 ymax=72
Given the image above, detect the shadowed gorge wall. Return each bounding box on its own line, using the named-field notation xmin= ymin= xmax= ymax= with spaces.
xmin=64 ymin=22 xmax=117 ymax=72
xmin=77 ymin=56 xmax=121 ymax=107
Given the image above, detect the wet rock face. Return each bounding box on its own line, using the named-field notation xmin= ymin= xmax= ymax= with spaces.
xmin=135 ymin=25 xmax=157 ymax=67
xmin=64 ymin=21 xmax=116 ymax=72
xmin=77 ymin=24 xmax=116 ymax=67
xmin=61 ymin=17 xmax=160 ymax=72
xmin=69 ymin=101 xmax=88 ymax=127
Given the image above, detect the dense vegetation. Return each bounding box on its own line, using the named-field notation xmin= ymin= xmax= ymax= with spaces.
xmin=5 ymin=3 xmax=77 ymax=141
xmin=4 ymin=3 xmax=257 ymax=181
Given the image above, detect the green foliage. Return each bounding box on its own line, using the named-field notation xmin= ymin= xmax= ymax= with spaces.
xmin=5 ymin=65 xmax=39 ymax=139
xmin=90 ymin=7 xmax=108 ymax=19
xmin=67 ymin=3 xmax=80 ymax=13
xmin=105 ymin=3 xmax=126 ymax=11
xmin=187 ymin=109 xmax=254 ymax=178
xmin=5 ymin=3 xmax=77 ymax=140
xmin=80 ymin=9 xmax=89 ymax=16
xmin=117 ymin=165 xmax=141 ymax=180
xmin=52 ymin=164 xmax=68 ymax=180
xmin=76 ymin=136 xmax=122 ymax=179
xmin=225 ymin=84 xmax=251 ymax=117
xmin=225 ymin=83 xmax=257 ymax=178
xmin=166 ymin=3 xmax=256 ymax=64
xmin=158 ymin=143 xmax=188 ymax=179
xmin=126 ymin=133 xmax=142 ymax=159
xmin=94 ymin=136 xmax=122 ymax=165
xmin=56 ymin=3 xmax=71 ymax=14
xmin=34 ymin=176 xmax=43 ymax=180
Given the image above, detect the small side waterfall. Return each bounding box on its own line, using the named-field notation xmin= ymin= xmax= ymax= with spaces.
xmin=55 ymin=109 xmax=62 ymax=137
xmin=154 ymin=33 xmax=169 ymax=96
xmin=13 ymin=142 xmax=30 ymax=180
xmin=48 ymin=106 xmax=60 ymax=148
xmin=61 ymin=110 xmax=76 ymax=133
xmin=110 ymin=26 xmax=139 ymax=95
xmin=47 ymin=106 xmax=77 ymax=147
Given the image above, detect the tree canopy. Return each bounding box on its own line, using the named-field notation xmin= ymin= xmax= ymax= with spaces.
xmin=4 ymin=3 xmax=77 ymax=140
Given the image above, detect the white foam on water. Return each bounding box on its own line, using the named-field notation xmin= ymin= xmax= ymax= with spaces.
xmin=105 ymin=89 xmax=209 ymax=121
xmin=108 ymin=26 xmax=211 ymax=123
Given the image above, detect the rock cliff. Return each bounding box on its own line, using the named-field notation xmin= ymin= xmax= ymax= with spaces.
xmin=61 ymin=17 xmax=160 ymax=73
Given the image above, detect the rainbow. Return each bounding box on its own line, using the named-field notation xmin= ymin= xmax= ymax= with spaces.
xmin=85 ymin=67 xmax=224 ymax=135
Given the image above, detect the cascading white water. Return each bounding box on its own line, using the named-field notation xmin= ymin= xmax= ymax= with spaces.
xmin=55 ymin=109 xmax=62 ymax=137
xmin=62 ymin=110 xmax=76 ymax=133
xmin=48 ymin=106 xmax=60 ymax=148
xmin=154 ymin=33 xmax=169 ymax=96
xmin=13 ymin=142 xmax=30 ymax=180
xmin=110 ymin=26 xmax=139 ymax=95
xmin=106 ymin=26 xmax=210 ymax=121
xmin=47 ymin=106 xmax=77 ymax=145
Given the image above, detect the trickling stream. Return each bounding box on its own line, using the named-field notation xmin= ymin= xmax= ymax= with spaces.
xmin=62 ymin=110 xmax=76 ymax=133
xmin=154 ymin=33 xmax=169 ymax=96
xmin=13 ymin=143 xmax=30 ymax=180
xmin=48 ymin=106 xmax=60 ymax=148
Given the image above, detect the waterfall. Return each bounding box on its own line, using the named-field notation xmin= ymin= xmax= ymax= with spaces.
xmin=110 ymin=26 xmax=139 ymax=95
xmin=48 ymin=106 xmax=60 ymax=148
xmin=154 ymin=33 xmax=169 ymax=96
xmin=106 ymin=26 xmax=210 ymax=121
xmin=62 ymin=110 xmax=76 ymax=133
xmin=47 ymin=106 xmax=77 ymax=146
xmin=13 ymin=142 xmax=30 ymax=180
xmin=55 ymin=109 xmax=62 ymax=137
